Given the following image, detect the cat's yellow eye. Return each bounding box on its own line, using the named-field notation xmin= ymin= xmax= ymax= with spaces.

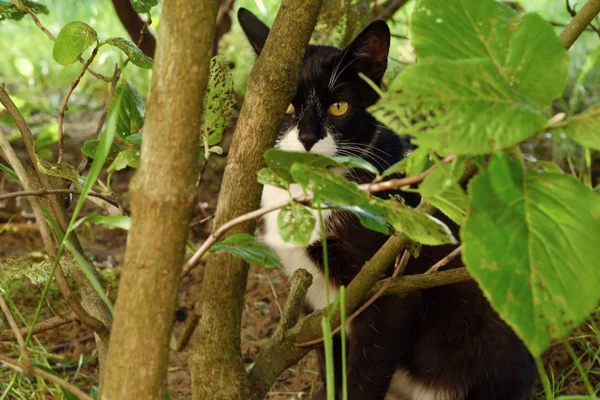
xmin=285 ymin=103 xmax=295 ymax=115
xmin=328 ymin=101 xmax=349 ymax=117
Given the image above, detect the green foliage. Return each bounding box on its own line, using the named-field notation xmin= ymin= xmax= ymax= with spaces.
xmin=201 ymin=55 xmax=236 ymax=160
xmin=462 ymin=153 xmax=600 ymax=356
xmin=210 ymin=233 xmax=280 ymax=269
xmin=372 ymin=0 xmax=569 ymax=155
xmin=0 ymin=0 xmax=47 ymax=21
xmin=103 ymin=37 xmax=153 ymax=69
xmin=81 ymin=139 xmax=123 ymax=159
xmin=551 ymin=104 xmax=600 ymax=150
xmin=107 ymin=149 xmax=139 ymax=186
xmin=277 ymin=203 xmax=316 ymax=246
xmin=37 ymin=157 xmax=80 ymax=183
xmin=110 ymin=81 xmax=146 ymax=139
xmin=52 ymin=21 xmax=98 ymax=66
xmin=72 ymin=215 xmax=131 ymax=231
xmin=131 ymin=0 xmax=158 ymax=13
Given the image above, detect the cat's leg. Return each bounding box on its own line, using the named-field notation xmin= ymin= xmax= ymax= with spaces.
xmin=343 ymin=293 xmax=422 ymax=400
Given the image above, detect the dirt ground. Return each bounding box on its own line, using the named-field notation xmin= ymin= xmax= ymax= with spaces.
xmin=1 ymin=114 xmax=598 ymax=399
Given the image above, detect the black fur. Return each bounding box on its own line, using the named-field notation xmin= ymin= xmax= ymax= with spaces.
xmin=240 ymin=9 xmax=536 ymax=400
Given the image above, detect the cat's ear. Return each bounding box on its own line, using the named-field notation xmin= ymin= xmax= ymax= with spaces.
xmin=238 ymin=8 xmax=270 ymax=55
xmin=345 ymin=20 xmax=390 ymax=84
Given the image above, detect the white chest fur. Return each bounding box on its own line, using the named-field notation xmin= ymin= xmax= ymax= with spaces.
xmin=260 ymin=183 xmax=337 ymax=310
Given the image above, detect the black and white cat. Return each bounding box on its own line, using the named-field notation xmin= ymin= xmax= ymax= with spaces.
xmin=239 ymin=8 xmax=536 ymax=400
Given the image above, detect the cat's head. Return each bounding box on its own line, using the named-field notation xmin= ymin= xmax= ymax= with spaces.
xmin=238 ymin=9 xmax=390 ymax=160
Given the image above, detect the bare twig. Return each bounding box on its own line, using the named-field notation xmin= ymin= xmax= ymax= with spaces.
xmin=0 ymin=295 xmax=30 ymax=367
xmin=189 ymin=213 xmax=215 ymax=228
xmin=561 ymin=0 xmax=600 ymax=48
xmin=0 ymin=91 xmax=109 ymax=337
xmin=180 ymin=154 xmax=456 ymax=279
xmin=375 ymin=0 xmax=410 ymax=21
xmin=425 ymin=245 xmax=462 ymax=274
xmin=280 ymin=269 xmax=312 ymax=331
xmin=0 ymin=188 xmax=123 ymax=211
xmin=0 ymin=354 xmax=93 ymax=400
xmin=370 ymin=267 xmax=472 ymax=298
xmin=0 ymin=312 xmax=78 ymax=341
xmin=296 ymin=250 xmax=410 ymax=347
xmin=57 ymin=46 xmax=99 ymax=164
xmin=174 ymin=307 xmax=201 ymax=351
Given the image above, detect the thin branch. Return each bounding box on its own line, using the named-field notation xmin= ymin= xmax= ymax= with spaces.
xmin=0 ymin=295 xmax=30 ymax=367
xmin=560 ymin=0 xmax=600 ymax=49
xmin=370 ymin=267 xmax=472 ymax=298
xmin=180 ymin=155 xmax=457 ymax=279
xmin=0 ymin=90 xmax=109 ymax=337
xmin=174 ymin=308 xmax=201 ymax=352
xmin=0 ymin=188 xmax=124 ymax=211
xmin=280 ymin=269 xmax=313 ymax=331
xmin=0 ymin=354 xmax=93 ymax=400
xmin=0 ymin=312 xmax=78 ymax=341
xmin=296 ymin=250 xmax=410 ymax=347
xmin=375 ymin=0 xmax=410 ymax=21
xmin=57 ymin=46 xmax=99 ymax=164
xmin=12 ymin=1 xmax=111 ymax=82
xmin=425 ymin=245 xmax=462 ymax=274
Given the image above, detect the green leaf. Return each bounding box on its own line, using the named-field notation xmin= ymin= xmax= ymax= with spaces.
xmin=264 ymin=150 xmax=337 ymax=181
xmin=553 ymin=104 xmax=600 ymax=150
xmin=104 ymin=37 xmax=153 ymax=69
xmin=418 ymin=159 xmax=465 ymax=198
xmin=462 ymin=153 xmax=600 ymax=356
xmin=370 ymin=198 xmax=457 ymax=245
xmin=202 ymin=56 xmax=236 ymax=148
xmin=257 ymin=168 xmax=290 ymax=190
xmin=426 ymin=184 xmax=469 ymax=226
xmin=209 ymin=233 xmax=280 ymax=269
xmin=372 ymin=58 xmax=547 ymax=155
xmin=109 ymin=81 xmax=146 ymax=139
xmin=72 ymin=215 xmax=131 ymax=231
xmin=52 ymin=21 xmax=98 ymax=66
xmin=107 ymin=150 xmax=140 ymax=174
xmin=81 ymin=139 xmax=123 ymax=159
xmin=125 ymin=133 xmax=143 ymax=145
xmin=131 ymin=0 xmax=158 ymax=13
xmin=291 ymin=164 xmax=368 ymax=205
xmin=37 ymin=158 xmax=80 ymax=183
xmin=331 ymin=155 xmax=378 ymax=175
xmin=381 ymin=158 xmax=408 ymax=177
xmin=0 ymin=1 xmax=48 ymax=21
xmin=0 ymin=163 xmax=19 ymax=181
xmin=323 ymin=201 xmax=390 ymax=234
xmin=277 ymin=203 xmax=316 ymax=246
xmin=411 ymin=0 xmax=568 ymax=107
xmin=405 ymin=147 xmax=432 ymax=177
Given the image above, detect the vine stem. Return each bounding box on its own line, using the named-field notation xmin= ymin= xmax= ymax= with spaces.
xmin=180 ymin=154 xmax=456 ymax=279
xmin=0 ymin=354 xmax=93 ymax=400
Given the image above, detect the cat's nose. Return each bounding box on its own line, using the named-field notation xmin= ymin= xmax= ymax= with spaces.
xmin=298 ymin=132 xmax=320 ymax=151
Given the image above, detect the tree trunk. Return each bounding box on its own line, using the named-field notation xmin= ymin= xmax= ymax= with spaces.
xmin=102 ymin=1 xmax=219 ymax=399
xmin=189 ymin=1 xmax=324 ymax=399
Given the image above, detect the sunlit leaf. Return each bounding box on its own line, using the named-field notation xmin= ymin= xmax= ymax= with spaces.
xmin=202 ymin=55 xmax=236 ymax=148
xmin=552 ymin=104 xmax=600 ymax=150
xmin=52 ymin=21 xmax=98 ymax=66
xmin=257 ymin=167 xmax=290 ymax=190
xmin=463 ymin=153 xmax=600 ymax=356
xmin=0 ymin=0 xmax=48 ymax=21
xmin=277 ymin=203 xmax=316 ymax=246
xmin=104 ymin=37 xmax=153 ymax=69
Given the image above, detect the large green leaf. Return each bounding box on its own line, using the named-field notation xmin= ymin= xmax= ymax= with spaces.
xmin=462 ymin=153 xmax=600 ymax=356
xmin=104 ymin=37 xmax=153 ymax=69
xmin=552 ymin=104 xmax=600 ymax=150
xmin=372 ymin=58 xmax=547 ymax=155
xmin=110 ymin=81 xmax=146 ymax=139
xmin=209 ymin=233 xmax=280 ymax=269
xmin=411 ymin=0 xmax=568 ymax=107
xmin=277 ymin=203 xmax=316 ymax=246
xmin=202 ymin=56 xmax=236 ymax=148
xmin=257 ymin=167 xmax=290 ymax=190
xmin=291 ymin=163 xmax=368 ymax=205
xmin=52 ymin=21 xmax=98 ymax=66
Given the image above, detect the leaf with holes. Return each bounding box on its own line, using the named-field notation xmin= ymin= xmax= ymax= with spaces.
xmin=462 ymin=153 xmax=600 ymax=356
xmin=104 ymin=37 xmax=153 ymax=68
xmin=131 ymin=0 xmax=158 ymax=13
xmin=202 ymin=56 xmax=236 ymax=148
xmin=278 ymin=203 xmax=316 ymax=246
xmin=372 ymin=59 xmax=548 ymax=155
xmin=52 ymin=21 xmax=98 ymax=66
xmin=551 ymin=104 xmax=600 ymax=150
xmin=209 ymin=233 xmax=280 ymax=269
xmin=257 ymin=168 xmax=290 ymax=190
